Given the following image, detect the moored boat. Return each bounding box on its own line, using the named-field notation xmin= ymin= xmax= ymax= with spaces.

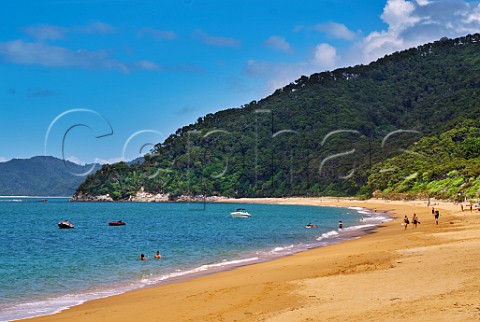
xmin=58 ymin=221 xmax=74 ymax=229
xmin=108 ymin=220 xmax=126 ymax=226
xmin=230 ymin=209 xmax=251 ymax=218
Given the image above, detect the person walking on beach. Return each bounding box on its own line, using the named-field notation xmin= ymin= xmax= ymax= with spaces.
xmin=412 ymin=213 xmax=419 ymax=228
xmin=434 ymin=210 xmax=439 ymax=225
xmin=403 ymin=215 xmax=409 ymax=230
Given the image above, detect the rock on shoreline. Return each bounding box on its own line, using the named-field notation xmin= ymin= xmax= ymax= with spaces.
xmin=71 ymin=189 xmax=230 ymax=202
xmin=71 ymin=192 xmax=113 ymax=202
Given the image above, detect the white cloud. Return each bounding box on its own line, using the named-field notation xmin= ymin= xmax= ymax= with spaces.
xmin=316 ymin=22 xmax=356 ymax=40
xmin=75 ymin=21 xmax=116 ymax=34
xmin=264 ymin=36 xmax=293 ymax=53
xmin=65 ymin=156 xmax=86 ymax=165
xmin=358 ymin=0 xmax=480 ymax=64
xmin=139 ymin=27 xmax=177 ymax=40
xmin=27 ymin=88 xmax=57 ymax=97
xmin=96 ymin=157 xmax=128 ymax=164
xmin=22 ymin=24 xmax=68 ymax=41
xmin=0 ymin=40 xmax=202 ymax=73
xmin=313 ymin=43 xmax=337 ymax=69
xmin=295 ymin=22 xmax=356 ymax=40
xmin=467 ymin=3 xmax=480 ymax=23
xmin=134 ymin=60 xmax=160 ymax=71
xmin=66 ymin=155 xmax=127 ymax=165
xmin=246 ymin=0 xmax=480 ymax=97
xmin=194 ymin=30 xmax=241 ymax=47
xmin=247 ymin=60 xmax=291 ymax=92
xmin=246 ymin=59 xmax=317 ymax=94
xmin=21 ymin=21 xmax=115 ymax=41
xmin=0 ymin=40 xmax=129 ymax=72
xmin=381 ymin=0 xmax=420 ymax=32
xmin=245 ymin=42 xmax=340 ymax=94
xmin=416 ymin=0 xmax=431 ymax=6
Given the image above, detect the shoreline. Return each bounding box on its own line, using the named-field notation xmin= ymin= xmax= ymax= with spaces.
xmin=0 ymin=196 xmax=71 ymax=198
xmin=11 ymin=202 xmax=384 ymax=321
xmin=23 ymin=198 xmax=480 ymax=322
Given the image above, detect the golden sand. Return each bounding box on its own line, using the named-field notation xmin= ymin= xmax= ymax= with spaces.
xmin=24 ymin=198 xmax=480 ymax=322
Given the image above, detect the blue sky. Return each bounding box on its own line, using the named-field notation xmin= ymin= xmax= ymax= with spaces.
xmin=1 ymin=0 xmax=480 ymax=164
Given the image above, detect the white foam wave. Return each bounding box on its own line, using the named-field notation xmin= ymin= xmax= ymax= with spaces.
xmin=3 ymin=288 xmax=128 ymax=322
xmin=347 ymin=206 xmax=364 ymax=211
xmin=141 ymin=257 xmax=259 ymax=285
xmin=270 ymin=245 xmax=294 ymax=253
xmin=3 ymin=257 xmax=261 ymax=321
xmin=360 ymin=216 xmax=388 ymax=222
xmin=0 ymin=199 xmax=24 ymax=203
xmin=342 ymin=224 xmax=376 ymax=231
xmin=358 ymin=210 xmax=372 ymax=215
xmin=316 ymin=230 xmax=339 ymax=241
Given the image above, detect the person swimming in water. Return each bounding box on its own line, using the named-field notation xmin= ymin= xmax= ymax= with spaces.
xmin=154 ymin=251 xmax=162 ymax=259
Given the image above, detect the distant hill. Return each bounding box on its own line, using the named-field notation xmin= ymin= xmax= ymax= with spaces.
xmin=75 ymin=34 xmax=480 ymax=200
xmin=0 ymin=156 xmax=101 ymax=196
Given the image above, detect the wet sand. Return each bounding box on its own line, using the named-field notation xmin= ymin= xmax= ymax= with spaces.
xmin=24 ymin=198 xmax=480 ymax=322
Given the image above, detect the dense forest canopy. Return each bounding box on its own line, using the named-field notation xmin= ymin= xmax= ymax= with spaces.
xmin=75 ymin=34 xmax=480 ymax=201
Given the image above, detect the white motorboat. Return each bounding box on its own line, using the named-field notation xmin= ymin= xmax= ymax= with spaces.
xmin=230 ymin=208 xmax=251 ymax=218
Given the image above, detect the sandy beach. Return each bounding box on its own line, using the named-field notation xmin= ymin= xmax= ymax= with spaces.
xmin=24 ymin=198 xmax=480 ymax=322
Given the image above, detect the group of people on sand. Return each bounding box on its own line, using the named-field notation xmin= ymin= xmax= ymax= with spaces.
xmin=139 ymin=251 xmax=162 ymax=260
xmin=403 ymin=213 xmax=420 ymax=230
xmin=460 ymin=203 xmax=480 ymax=212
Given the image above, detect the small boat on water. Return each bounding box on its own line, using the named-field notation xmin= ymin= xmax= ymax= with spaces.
xmin=108 ymin=220 xmax=126 ymax=226
xmin=58 ymin=221 xmax=74 ymax=229
xmin=230 ymin=208 xmax=251 ymax=218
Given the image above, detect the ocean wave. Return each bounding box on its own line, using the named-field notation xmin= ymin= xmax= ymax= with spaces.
xmin=360 ymin=216 xmax=389 ymax=222
xmin=140 ymin=257 xmax=259 ymax=285
xmin=2 ymin=288 xmax=128 ymax=322
xmin=342 ymin=224 xmax=376 ymax=231
xmin=0 ymin=199 xmax=23 ymax=203
xmin=270 ymin=245 xmax=295 ymax=253
xmin=347 ymin=206 xmax=365 ymax=211
xmin=2 ymin=257 xmax=261 ymax=321
xmin=357 ymin=210 xmax=372 ymax=215
xmin=316 ymin=230 xmax=339 ymax=241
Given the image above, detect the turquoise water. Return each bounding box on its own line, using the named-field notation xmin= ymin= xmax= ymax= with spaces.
xmin=0 ymin=198 xmax=389 ymax=321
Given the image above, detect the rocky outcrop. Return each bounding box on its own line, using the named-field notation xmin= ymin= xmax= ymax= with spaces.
xmin=128 ymin=190 xmax=169 ymax=202
xmin=173 ymin=195 xmax=230 ymax=202
xmin=71 ymin=192 xmax=113 ymax=202
xmin=72 ymin=187 xmax=230 ymax=202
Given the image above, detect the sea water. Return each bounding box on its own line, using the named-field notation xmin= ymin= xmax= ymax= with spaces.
xmin=0 ymin=198 xmax=390 ymax=321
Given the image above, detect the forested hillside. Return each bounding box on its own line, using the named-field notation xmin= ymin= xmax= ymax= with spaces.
xmin=75 ymin=34 xmax=480 ymax=201
xmin=368 ymin=121 xmax=480 ymax=200
xmin=0 ymin=156 xmax=100 ymax=196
